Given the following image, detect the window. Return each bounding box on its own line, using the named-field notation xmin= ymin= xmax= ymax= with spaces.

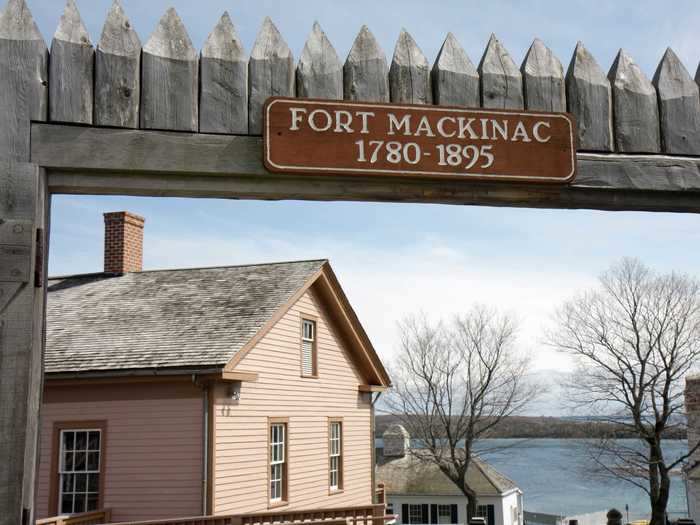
xmin=386 ymin=503 xmax=394 ymax=515
xmin=409 ymin=504 xmax=424 ymax=524
xmin=58 ymin=429 xmax=101 ymax=514
xmin=329 ymin=420 xmax=343 ymax=491
xmin=476 ymin=505 xmax=495 ymax=525
xmin=301 ymin=318 xmax=317 ymax=377
xmin=437 ymin=505 xmax=453 ymax=524
xmin=269 ymin=421 xmax=287 ymax=504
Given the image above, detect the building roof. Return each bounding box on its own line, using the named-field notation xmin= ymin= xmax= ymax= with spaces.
xmin=377 ymin=449 xmax=519 ymax=497
xmin=45 ymin=259 xmax=327 ymax=375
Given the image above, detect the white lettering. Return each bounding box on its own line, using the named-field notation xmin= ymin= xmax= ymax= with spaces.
xmin=533 ymin=121 xmax=552 ymax=143
xmin=491 ymin=120 xmax=509 ymax=141
xmin=289 ymin=107 xmax=307 ymax=131
xmin=357 ymin=111 xmax=375 ymax=134
xmin=388 ymin=114 xmax=411 ymax=135
xmin=334 ymin=111 xmax=354 ymax=133
xmin=437 ymin=116 xmax=456 ymax=138
xmin=511 ymin=121 xmax=532 ymax=142
xmin=308 ymin=109 xmax=333 ymax=132
xmin=415 ymin=116 xmax=435 ymax=137
xmin=457 ymin=118 xmax=479 ymax=140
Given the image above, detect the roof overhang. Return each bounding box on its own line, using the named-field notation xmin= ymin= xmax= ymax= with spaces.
xmin=44 ymin=367 xmax=258 ymax=386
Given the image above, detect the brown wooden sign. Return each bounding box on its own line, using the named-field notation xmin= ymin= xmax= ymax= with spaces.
xmin=264 ymin=98 xmax=576 ymax=183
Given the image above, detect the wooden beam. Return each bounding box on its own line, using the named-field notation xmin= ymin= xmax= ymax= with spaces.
xmin=221 ymin=370 xmax=258 ymax=382
xmin=30 ymin=123 xmax=700 ymax=213
xmin=358 ymin=384 xmax=387 ymax=393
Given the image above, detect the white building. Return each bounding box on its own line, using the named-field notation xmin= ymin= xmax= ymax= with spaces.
xmin=377 ymin=425 xmax=523 ymax=525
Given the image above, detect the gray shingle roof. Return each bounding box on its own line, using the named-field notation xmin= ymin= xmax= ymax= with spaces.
xmin=45 ymin=259 xmax=326 ymax=374
xmin=377 ymin=449 xmax=518 ymax=496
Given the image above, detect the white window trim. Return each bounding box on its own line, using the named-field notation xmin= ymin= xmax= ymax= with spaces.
xmin=329 ymin=421 xmax=342 ymax=491
xmin=58 ymin=428 xmax=102 ymax=515
xmin=270 ymin=423 xmax=286 ymax=503
xmin=301 ymin=318 xmax=317 ymax=377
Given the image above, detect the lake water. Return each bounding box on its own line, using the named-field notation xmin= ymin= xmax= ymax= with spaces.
xmin=475 ymin=439 xmax=689 ymax=520
xmin=376 ymin=438 xmax=689 ymax=520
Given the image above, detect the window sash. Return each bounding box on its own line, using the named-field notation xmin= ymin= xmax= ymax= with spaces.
xmin=58 ymin=429 xmax=101 ymax=515
xmin=408 ymin=504 xmax=423 ymax=524
xmin=302 ymin=319 xmax=315 ymax=341
xmin=329 ymin=421 xmax=342 ymax=490
xmin=269 ymin=423 xmax=286 ymax=502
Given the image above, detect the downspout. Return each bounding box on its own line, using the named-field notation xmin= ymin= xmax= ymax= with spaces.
xmin=202 ymin=384 xmax=209 ymax=515
xmin=371 ymin=392 xmax=383 ymax=505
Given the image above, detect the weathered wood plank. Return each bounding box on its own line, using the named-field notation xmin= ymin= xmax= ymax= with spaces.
xmin=653 ymin=48 xmax=700 ymax=155
xmin=0 ymin=0 xmax=48 ymax=162
xmin=608 ymin=49 xmax=660 ymax=153
xmin=248 ymin=17 xmax=294 ymax=135
xmin=0 ymin=160 xmax=47 ymax=525
xmin=95 ymin=0 xmax=141 ymax=128
xmin=343 ymin=25 xmax=389 ymax=102
xmin=31 ymin=123 xmax=700 ymax=213
xmin=49 ymin=0 xmax=94 ymax=124
xmin=432 ymin=32 xmax=479 ymax=108
xmin=565 ymin=42 xmax=613 ymax=152
xmin=296 ymin=22 xmax=342 ymax=100
xmin=522 ymin=38 xmax=565 ymax=112
xmin=200 ymin=11 xmax=248 ymax=134
xmin=140 ymin=7 xmax=198 ymax=132
xmin=389 ymin=29 xmax=431 ymax=104
xmin=478 ymin=34 xmax=523 ymax=109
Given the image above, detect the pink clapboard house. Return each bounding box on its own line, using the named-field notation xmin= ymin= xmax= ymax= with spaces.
xmin=35 ymin=211 xmax=391 ymax=523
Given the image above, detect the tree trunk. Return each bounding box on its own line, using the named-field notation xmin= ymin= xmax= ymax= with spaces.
xmin=465 ymin=487 xmax=477 ymax=524
xmin=648 ymin=443 xmax=670 ymax=525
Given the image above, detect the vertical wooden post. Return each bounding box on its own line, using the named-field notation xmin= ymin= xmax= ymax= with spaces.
xmin=49 ymin=0 xmax=94 ymax=124
xmin=432 ymin=33 xmax=479 ymax=108
xmin=296 ymin=22 xmax=342 ymax=100
xmin=608 ymin=49 xmax=660 ymax=153
xmin=478 ymin=34 xmax=523 ymax=109
xmin=0 ymin=1 xmax=48 ymax=522
xmin=521 ymin=38 xmax=565 ymax=112
xmin=95 ymin=0 xmax=141 ymax=128
xmin=200 ymin=12 xmax=248 ymax=134
xmin=248 ymin=17 xmax=294 ymax=135
xmin=389 ymin=29 xmax=431 ymax=104
xmin=653 ymin=47 xmax=700 ymax=154
xmin=344 ymin=26 xmax=389 ymax=102
xmin=565 ymin=42 xmax=613 ymax=152
xmin=141 ymin=8 xmax=199 ymax=132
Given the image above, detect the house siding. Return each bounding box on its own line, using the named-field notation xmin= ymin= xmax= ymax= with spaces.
xmin=35 ymin=381 xmax=204 ymax=522
xmin=213 ymin=285 xmax=373 ymax=514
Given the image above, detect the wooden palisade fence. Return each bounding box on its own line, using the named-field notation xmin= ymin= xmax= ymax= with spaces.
xmin=4 ymin=0 xmax=700 ymax=524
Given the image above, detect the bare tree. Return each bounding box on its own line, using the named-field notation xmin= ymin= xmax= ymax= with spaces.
xmin=548 ymin=257 xmax=700 ymax=525
xmin=384 ymin=307 xmax=537 ymax=520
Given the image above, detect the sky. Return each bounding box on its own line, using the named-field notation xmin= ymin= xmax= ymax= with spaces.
xmin=28 ymin=0 xmax=700 ymax=386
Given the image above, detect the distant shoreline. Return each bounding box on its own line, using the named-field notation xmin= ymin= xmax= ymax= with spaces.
xmin=375 ymin=415 xmax=687 ymax=440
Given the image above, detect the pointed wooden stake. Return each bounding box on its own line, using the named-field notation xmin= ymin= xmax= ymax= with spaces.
xmin=141 ymin=7 xmax=198 ymax=132
xmin=521 ymin=38 xmax=565 ymax=111
xmin=478 ymin=34 xmax=523 ymax=109
xmin=248 ymin=17 xmax=294 ymax=134
xmin=49 ymin=0 xmax=94 ymax=124
xmin=389 ymin=29 xmax=431 ymax=104
xmin=95 ymin=0 xmax=141 ymax=128
xmin=0 ymin=0 xmax=48 ymax=160
xmin=200 ymin=12 xmax=248 ymax=134
xmin=432 ymin=32 xmax=479 ymax=108
xmin=608 ymin=49 xmax=660 ymax=153
xmin=565 ymin=42 xmax=612 ymax=152
xmin=343 ymin=25 xmax=389 ymax=102
xmin=653 ymin=48 xmax=700 ymax=154
xmin=296 ymin=21 xmax=342 ymax=100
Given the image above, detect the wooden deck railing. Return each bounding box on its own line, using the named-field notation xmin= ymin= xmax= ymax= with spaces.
xmin=35 ymin=509 xmax=112 ymax=525
xmin=104 ymin=503 xmax=390 ymax=525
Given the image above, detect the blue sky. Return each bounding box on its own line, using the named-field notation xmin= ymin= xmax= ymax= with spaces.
xmin=28 ymin=0 xmax=700 ymax=376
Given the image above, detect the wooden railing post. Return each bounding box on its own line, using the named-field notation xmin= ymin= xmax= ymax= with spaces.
xmin=0 ymin=1 xmax=49 ymax=524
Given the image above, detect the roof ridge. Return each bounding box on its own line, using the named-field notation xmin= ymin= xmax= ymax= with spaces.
xmin=48 ymin=258 xmax=328 ymax=280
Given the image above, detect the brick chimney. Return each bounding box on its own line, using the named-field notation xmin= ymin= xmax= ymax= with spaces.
xmin=103 ymin=211 xmax=145 ymax=273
